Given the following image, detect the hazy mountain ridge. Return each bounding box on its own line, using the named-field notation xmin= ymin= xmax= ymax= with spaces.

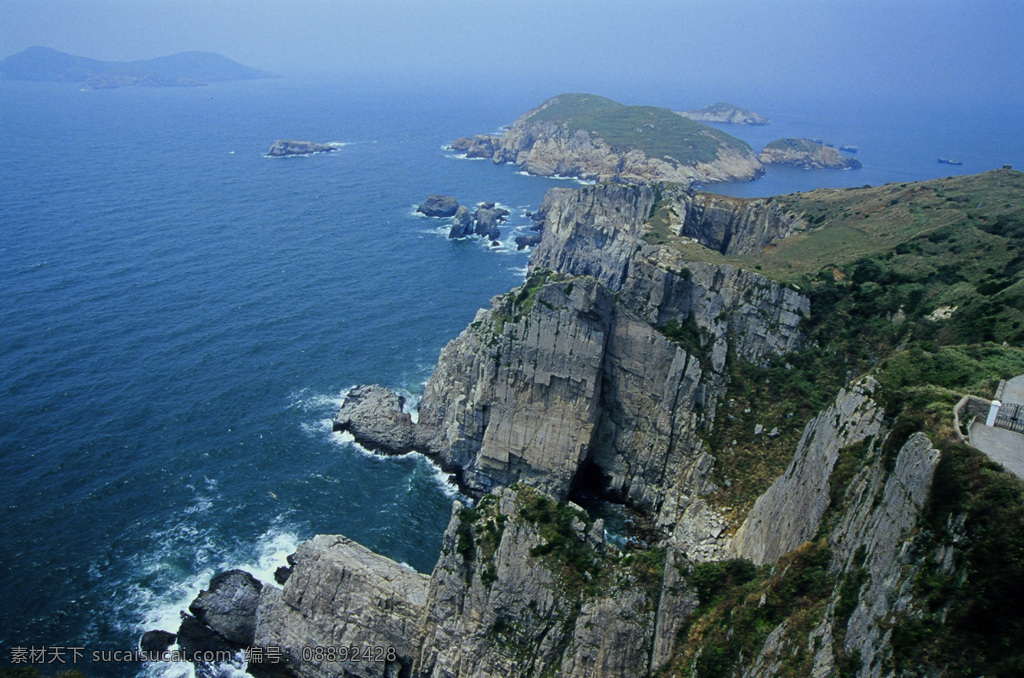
xmin=0 ymin=46 xmax=273 ymax=86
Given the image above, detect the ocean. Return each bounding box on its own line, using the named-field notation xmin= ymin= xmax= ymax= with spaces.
xmin=0 ymin=77 xmax=1020 ymax=677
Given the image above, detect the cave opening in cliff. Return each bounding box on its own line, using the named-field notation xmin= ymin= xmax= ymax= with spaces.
xmin=568 ymin=459 xmax=621 ymax=509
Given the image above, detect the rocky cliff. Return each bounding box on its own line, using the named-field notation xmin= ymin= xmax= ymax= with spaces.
xmin=452 ymin=93 xmax=764 ymax=186
xmin=166 ymin=173 xmax=1024 ymax=677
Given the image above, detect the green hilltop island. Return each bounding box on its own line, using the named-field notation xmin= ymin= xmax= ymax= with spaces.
xmin=155 ymin=168 xmax=1024 ymax=678
xmin=0 ymin=46 xmax=273 ymax=88
xmin=451 ymin=93 xmax=766 ymax=186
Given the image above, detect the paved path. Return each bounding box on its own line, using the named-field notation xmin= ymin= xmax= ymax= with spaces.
xmin=970 ymin=421 xmax=1024 ymax=479
xmin=1002 ymin=375 xmax=1024 ymax=404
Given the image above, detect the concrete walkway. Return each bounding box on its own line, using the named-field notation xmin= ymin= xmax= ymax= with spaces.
xmin=1001 ymin=375 xmax=1024 ymax=404
xmin=970 ymin=421 xmax=1024 ymax=479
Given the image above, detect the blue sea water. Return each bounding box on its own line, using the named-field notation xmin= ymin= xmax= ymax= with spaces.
xmin=0 ymin=77 xmax=1020 ymax=676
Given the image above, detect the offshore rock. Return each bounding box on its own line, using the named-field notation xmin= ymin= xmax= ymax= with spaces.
xmin=449 ymin=205 xmax=474 ymax=238
xmin=417 ymin=195 xmax=460 ymax=217
xmin=472 ymin=206 xmax=501 ymax=241
xmin=514 ymin=233 xmax=542 ymax=250
xmin=188 ymin=569 xmax=263 ymax=646
xmin=266 ymin=140 xmax=334 ymax=157
xmin=139 ymin=629 xmax=176 ymax=653
xmin=450 ymin=134 xmax=500 ymax=159
xmin=332 ymin=385 xmax=416 ymax=455
xmin=759 ymin=138 xmax=862 ymax=169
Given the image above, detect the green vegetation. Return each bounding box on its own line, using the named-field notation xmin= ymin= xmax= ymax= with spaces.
xmin=524 ymin=93 xmax=753 ymax=166
xmin=644 ymin=171 xmax=1024 ymax=345
xmin=661 ymin=542 xmax=848 ymax=678
xmin=476 ymin=267 xmax=573 ymax=341
xmin=654 ymin=171 xmax=1024 ymax=674
xmin=764 ymin=138 xmax=822 ymax=153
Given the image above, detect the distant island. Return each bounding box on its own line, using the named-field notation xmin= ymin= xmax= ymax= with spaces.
xmin=0 ymin=46 xmax=273 ymax=88
xmin=266 ymin=140 xmax=336 ymax=157
xmin=451 ymin=93 xmax=764 ymax=186
xmin=678 ymin=102 xmax=770 ymax=125
xmin=758 ymin=138 xmax=862 ymax=169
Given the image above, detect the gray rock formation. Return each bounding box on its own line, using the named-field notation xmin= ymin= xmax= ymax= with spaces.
xmin=194 ymin=178 xmax=980 ymax=677
xmin=729 ymin=378 xmax=884 ymax=565
xmin=514 ymin=233 xmax=541 ymax=250
xmin=678 ymin=102 xmax=771 ymax=125
xmin=266 ymin=140 xmax=335 ymax=157
xmin=759 ymin=138 xmax=862 ymax=169
xmin=254 ymin=535 xmax=428 ymax=678
xmin=188 ymin=569 xmax=263 ymax=646
xmin=416 ymin=195 xmax=460 ymax=217
xmin=450 ymin=134 xmax=500 ymax=159
xmin=448 ymin=205 xmax=474 ymax=238
xmin=472 ymin=206 xmax=501 ymax=241
xmin=332 ymin=385 xmax=416 ymax=455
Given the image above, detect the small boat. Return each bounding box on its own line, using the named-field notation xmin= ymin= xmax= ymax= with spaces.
xmin=937 ymin=158 xmax=963 ymax=165
xmin=839 ymin=145 xmax=858 ymax=153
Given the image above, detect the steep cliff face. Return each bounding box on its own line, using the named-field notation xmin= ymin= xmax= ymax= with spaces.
xmin=416 ymin=489 xmax=660 ymax=678
xmin=252 ymin=535 xmax=429 ymax=678
xmin=730 ymin=379 xmax=885 ymax=565
xmin=413 ymin=183 xmax=810 ymax=548
xmin=168 ymin=175 xmax=1024 ymax=677
xmin=651 ymin=184 xmax=809 ymax=255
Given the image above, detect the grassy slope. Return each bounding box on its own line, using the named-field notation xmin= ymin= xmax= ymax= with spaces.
xmin=522 ymin=93 xmax=753 ymax=166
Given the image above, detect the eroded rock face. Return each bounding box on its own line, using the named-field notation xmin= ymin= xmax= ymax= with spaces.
xmin=679 ymin=103 xmax=770 ymax=126
xmin=729 ymin=378 xmax=885 ymax=565
xmin=417 ymin=278 xmax=615 ymax=499
xmin=449 ymin=205 xmax=474 ymax=238
xmin=253 ymin=535 xmax=429 ymax=678
xmin=416 ymin=489 xmax=662 ymax=678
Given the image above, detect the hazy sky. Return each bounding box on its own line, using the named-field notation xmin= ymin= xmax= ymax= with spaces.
xmin=2 ymin=0 xmax=1022 ymax=103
